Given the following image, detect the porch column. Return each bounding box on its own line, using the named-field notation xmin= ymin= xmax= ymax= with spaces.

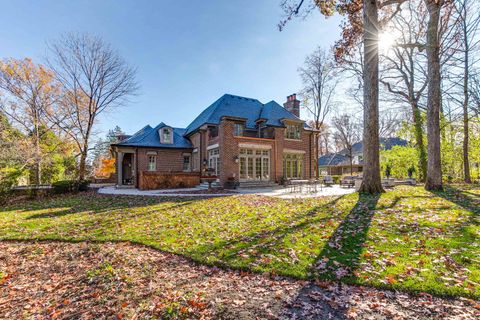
xmin=117 ymin=151 xmax=124 ymax=186
xmin=132 ymin=152 xmax=137 ymax=187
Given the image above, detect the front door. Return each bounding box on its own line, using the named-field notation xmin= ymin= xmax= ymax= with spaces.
xmin=239 ymin=148 xmax=270 ymax=181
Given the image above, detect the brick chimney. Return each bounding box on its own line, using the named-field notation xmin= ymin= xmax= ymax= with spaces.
xmin=283 ymin=93 xmax=300 ymax=118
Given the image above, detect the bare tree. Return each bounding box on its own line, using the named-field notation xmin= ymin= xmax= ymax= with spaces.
xmin=456 ymin=0 xmax=480 ymax=183
xmin=379 ymin=111 xmax=402 ymax=138
xmin=299 ymin=46 xmax=338 ymax=176
xmin=48 ymin=33 xmax=138 ymax=180
xmin=332 ymin=114 xmax=361 ymax=175
xmin=380 ymin=0 xmax=429 ymax=181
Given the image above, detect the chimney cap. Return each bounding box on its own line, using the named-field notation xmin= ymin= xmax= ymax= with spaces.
xmin=286 ymin=93 xmax=297 ymax=101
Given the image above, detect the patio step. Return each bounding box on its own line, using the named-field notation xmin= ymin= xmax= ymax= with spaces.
xmin=238 ymin=181 xmax=278 ymax=189
xmin=197 ymin=181 xmax=221 ymax=189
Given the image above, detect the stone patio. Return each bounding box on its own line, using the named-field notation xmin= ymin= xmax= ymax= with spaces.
xmin=97 ymin=184 xmax=355 ymax=198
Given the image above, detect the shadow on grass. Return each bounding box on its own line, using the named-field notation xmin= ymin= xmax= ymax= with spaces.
xmin=283 ymin=192 xmax=381 ymax=319
xmin=432 ymin=186 xmax=480 ymax=217
xmin=312 ymin=192 xmax=381 ymax=280
xmin=188 ymin=195 xmax=350 ymax=269
xmin=0 ymin=192 xmax=201 ymax=221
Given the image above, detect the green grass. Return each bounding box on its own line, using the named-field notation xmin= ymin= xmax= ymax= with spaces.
xmin=1 ymin=185 xmax=479 ymax=299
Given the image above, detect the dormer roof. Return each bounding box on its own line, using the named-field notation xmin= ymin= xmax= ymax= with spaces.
xmin=113 ymin=122 xmax=192 ymax=149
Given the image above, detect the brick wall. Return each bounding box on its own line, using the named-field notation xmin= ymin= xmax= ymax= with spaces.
xmin=219 ymin=120 xmax=238 ymax=184
xmin=137 ymin=148 xmax=192 ymax=172
xmin=139 ymin=171 xmax=200 ymax=190
xmin=217 ymin=119 xmax=314 ymax=185
xmin=283 ymin=130 xmax=316 ymax=179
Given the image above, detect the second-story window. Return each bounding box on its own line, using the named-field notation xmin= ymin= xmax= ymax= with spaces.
xmin=208 ymin=126 xmax=218 ymax=138
xmin=234 ymin=123 xmax=244 ymax=136
xmin=285 ymin=124 xmax=301 ymax=140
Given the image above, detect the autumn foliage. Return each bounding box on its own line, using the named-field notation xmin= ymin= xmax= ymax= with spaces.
xmin=94 ymin=158 xmax=115 ymax=178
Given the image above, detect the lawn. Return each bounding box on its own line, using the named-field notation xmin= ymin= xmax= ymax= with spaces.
xmin=1 ymin=185 xmax=479 ymax=299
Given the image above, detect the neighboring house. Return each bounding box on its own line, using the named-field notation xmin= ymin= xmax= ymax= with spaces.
xmin=318 ymin=137 xmax=407 ymax=176
xmin=111 ymin=93 xmax=317 ymax=189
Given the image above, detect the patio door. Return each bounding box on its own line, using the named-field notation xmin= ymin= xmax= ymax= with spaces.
xmin=239 ymin=148 xmax=270 ymax=181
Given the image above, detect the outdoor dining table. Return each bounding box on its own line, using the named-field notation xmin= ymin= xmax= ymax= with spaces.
xmin=288 ymin=179 xmax=323 ymax=193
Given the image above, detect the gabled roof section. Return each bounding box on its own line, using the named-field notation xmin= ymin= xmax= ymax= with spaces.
xmin=261 ymin=101 xmax=301 ymax=127
xmin=184 ymin=94 xmax=304 ymax=135
xmin=350 ymin=137 xmax=408 ymax=154
xmin=114 ymin=122 xmax=193 ymax=149
xmin=318 ymin=153 xmax=349 ymax=166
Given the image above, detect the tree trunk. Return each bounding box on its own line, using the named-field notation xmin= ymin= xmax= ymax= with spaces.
xmin=33 ymin=116 xmax=41 ymax=185
xmin=424 ymin=0 xmax=443 ymax=191
xmin=462 ymin=15 xmax=471 ymax=183
xmin=78 ymin=147 xmax=88 ymax=181
xmin=412 ymin=105 xmax=427 ymax=181
xmin=359 ymin=0 xmax=384 ymax=193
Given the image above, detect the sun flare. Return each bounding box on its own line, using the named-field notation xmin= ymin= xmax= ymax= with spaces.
xmin=378 ymin=30 xmax=398 ymax=52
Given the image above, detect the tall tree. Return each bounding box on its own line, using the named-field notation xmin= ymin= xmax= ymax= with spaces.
xmin=424 ymin=0 xmax=444 ymax=191
xmin=280 ymin=0 xmax=405 ymax=193
xmin=359 ymin=0 xmax=384 ymax=193
xmin=456 ymin=0 xmax=480 ymax=183
xmin=49 ymin=33 xmax=138 ymax=180
xmin=380 ymin=0 xmax=429 ymax=181
xmin=299 ymin=46 xmax=338 ymax=176
xmin=0 ymin=58 xmax=61 ymax=184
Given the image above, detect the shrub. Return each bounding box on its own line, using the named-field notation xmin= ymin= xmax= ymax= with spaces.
xmin=0 ymin=168 xmax=23 ymax=204
xmin=52 ymin=180 xmax=90 ymax=194
xmin=331 ymin=175 xmax=342 ymax=184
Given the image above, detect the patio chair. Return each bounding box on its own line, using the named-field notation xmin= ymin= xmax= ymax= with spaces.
xmin=323 ymin=175 xmax=334 ymax=187
xmin=340 ymin=176 xmax=355 ymax=188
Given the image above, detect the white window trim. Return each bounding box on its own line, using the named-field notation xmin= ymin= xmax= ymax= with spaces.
xmin=238 ymin=143 xmax=272 ymax=150
xmin=283 ymin=148 xmax=305 ymax=154
xmin=207 ymin=143 xmax=219 ymax=150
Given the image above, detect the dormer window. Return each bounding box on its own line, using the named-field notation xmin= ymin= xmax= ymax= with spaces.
xmin=160 ymin=127 xmax=173 ymax=144
xmin=234 ymin=123 xmax=244 ymax=136
xmin=285 ymin=124 xmax=301 ymax=140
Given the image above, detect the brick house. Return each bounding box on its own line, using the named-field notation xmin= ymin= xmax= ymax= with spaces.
xmin=111 ymin=93 xmax=317 ymax=189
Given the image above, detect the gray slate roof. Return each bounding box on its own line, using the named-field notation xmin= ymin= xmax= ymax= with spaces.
xmin=114 ymin=122 xmax=193 ymax=149
xmin=184 ymin=94 xmax=303 ymax=135
xmin=318 ymin=137 xmax=408 ymax=167
xmin=114 ymin=93 xmax=308 ymax=149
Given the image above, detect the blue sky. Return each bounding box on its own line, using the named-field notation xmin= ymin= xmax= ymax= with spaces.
xmin=0 ymin=0 xmax=342 ymax=136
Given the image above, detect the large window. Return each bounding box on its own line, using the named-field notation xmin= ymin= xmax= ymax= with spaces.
xmin=208 ymin=148 xmax=220 ymax=175
xmin=183 ymin=155 xmax=191 ymax=171
xmin=234 ymin=123 xmax=245 ymax=136
xmin=283 ymin=154 xmax=303 ymax=179
xmin=239 ymin=148 xmax=270 ymax=181
xmin=147 ymin=155 xmax=156 ymax=171
xmin=285 ymin=124 xmax=301 ymax=140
